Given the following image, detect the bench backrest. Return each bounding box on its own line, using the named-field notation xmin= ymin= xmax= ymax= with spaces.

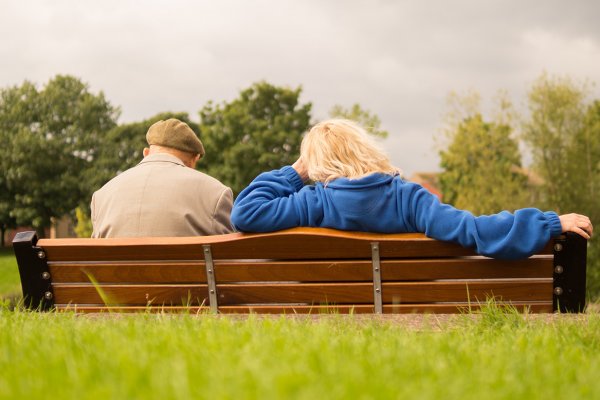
xmin=12 ymin=228 xmax=587 ymax=313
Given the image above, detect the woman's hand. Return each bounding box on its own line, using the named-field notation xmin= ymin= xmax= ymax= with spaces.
xmin=292 ymin=157 xmax=309 ymax=182
xmin=559 ymin=213 xmax=593 ymax=239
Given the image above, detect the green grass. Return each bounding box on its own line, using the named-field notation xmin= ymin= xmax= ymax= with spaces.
xmin=2 ymin=246 xmax=599 ymax=398
xmin=0 ymin=248 xmax=20 ymax=298
xmin=0 ymin=306 xmax=599 ymax=400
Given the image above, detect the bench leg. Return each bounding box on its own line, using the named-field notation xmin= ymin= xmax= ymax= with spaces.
xmin=553 ymin=232 xmax=587 ymax=313
xmin=12 ymin=231 xmax=54 ymax=311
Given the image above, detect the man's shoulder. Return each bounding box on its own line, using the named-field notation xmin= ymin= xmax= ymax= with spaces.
xmin=93 ymin=165 xmax=138 ymax=195
xmin=184 ymin=168 xmax=230 ymax=191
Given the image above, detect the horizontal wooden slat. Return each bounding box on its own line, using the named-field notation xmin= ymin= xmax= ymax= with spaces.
xmin=218 ymin=302 xmax=554 ymax=314
xmin=216 ymin=257 xmax=553 ymax=282
xmin=51 ymin=280 xmax=552 ymax=306
xmin=48 ymin=256 xmax=553 ymax=284
xmin=50 ymin=280 xmax=547 ymax=306
xmin=382 ymin=280 xmax=552 ymax=303
xmin=217 ymin=280 xmax=552 ymax=305
xmin=54 ymin=302 xmax=554 ymax=314
xmin=49 ymin=262 xmax=207 ymax=283
xmin=222 ymin=302 xmax=554 ymax=314
xmin=40 ymin=227 xmax=528 ymax=262
xmin=382 ymin=257 xmax=553 ymax=280
xmin=52 ymin=284 xmax=210 ymax=306
xmin=54 ymin=305 xmax=214 ymax=313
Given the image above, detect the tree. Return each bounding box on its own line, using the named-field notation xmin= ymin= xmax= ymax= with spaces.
xmin=524 ymin=75 xmax=600 ymax=296
xmin=198 ymin=81 xmax=312 ymax=194
xmin=0 ymin=81 xmax=37 ymax=244
xmin=571 ymin=100 xmax=600 ymax=299
xmin=0 ymin=207 xmax=16 ymax=247
xmin=575 ymin=100 xmax=600 ymax=216
xmin=438 ymin=93 xmax=527 ymax=214
xmin=0 ymin=75 xmax=119 ymax=236
xmin=522 ymin=73 xmax=589 ymax=213
xmin=329 ymin=103 xmax=389 ymax=138
xmin=0 ymin=174 xmax=16 ymax=246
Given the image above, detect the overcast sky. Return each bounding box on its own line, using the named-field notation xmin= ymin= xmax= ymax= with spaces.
xmin=1 ymin=0 xmax=599 ymax=175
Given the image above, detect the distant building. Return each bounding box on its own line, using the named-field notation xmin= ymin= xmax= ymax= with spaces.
xmin=50 ymin=216 xmax=76 ymax=239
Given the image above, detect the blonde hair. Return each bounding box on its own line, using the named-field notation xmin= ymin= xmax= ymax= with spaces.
xmin=301 ymin=119 xmax=400 ymax=183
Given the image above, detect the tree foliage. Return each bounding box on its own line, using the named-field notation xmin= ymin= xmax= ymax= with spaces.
xmin=198 ymin=81 xmax=312 ymax=194
xmin=522 ymin=74 xmax=590 ymax=212
xmin=0 ymin=75 xmax=119 ymax=236
xmin=329 ymin=103 xmax=389 ymax=138
xmin=439 ymin=94 xmax=527 ymax=214
xmin=73 ymin=206 xmax=93 ymax=238
xmin=577 ymin=100 xmax=600 ymax=217
xmin=523 ymin=75 xmax=600 ymax=297
xmin=0 ymin=157 xmax=16 ymax=246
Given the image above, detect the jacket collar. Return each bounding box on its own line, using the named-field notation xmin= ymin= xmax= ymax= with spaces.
xmin=138 ymin=153 xmax=187 ymax=167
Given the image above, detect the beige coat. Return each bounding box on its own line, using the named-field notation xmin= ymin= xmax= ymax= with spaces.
xmin=91 ymin=153 xmax=234 ymax=237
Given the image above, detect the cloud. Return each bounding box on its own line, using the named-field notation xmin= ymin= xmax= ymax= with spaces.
xmin=1 ymin=0 xmax=599 ymax=174
xmin=520 ymin=29 xmax=600 ymax=80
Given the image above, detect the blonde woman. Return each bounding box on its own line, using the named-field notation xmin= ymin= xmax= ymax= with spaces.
xmin=231 ymin=119 xmax=592 ymax=259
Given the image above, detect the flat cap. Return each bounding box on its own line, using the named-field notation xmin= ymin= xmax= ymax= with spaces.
xmin=146 ymin=118 xmax=205 ymax=156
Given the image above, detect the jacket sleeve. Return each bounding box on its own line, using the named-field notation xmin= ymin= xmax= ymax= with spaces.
xmin=212 ymin=187 xmax=235 ymax=234
xmin=231 ymin=166 xmax=322 ymax=232
xmin=403 ymin=182 xmax=563 ymax=259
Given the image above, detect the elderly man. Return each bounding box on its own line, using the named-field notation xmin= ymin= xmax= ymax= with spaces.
xmin=91 ymin=118 xmax=234 ymax=237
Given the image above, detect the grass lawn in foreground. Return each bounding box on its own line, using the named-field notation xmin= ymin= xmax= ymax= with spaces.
xmin=0 ymin=307 xmax=599 ymax=400
xmin=0 ymin=248 xmax=20 ymax=298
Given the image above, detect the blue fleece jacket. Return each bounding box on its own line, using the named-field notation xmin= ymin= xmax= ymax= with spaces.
xmin=231 ymin=166 xmax=563 ymax=259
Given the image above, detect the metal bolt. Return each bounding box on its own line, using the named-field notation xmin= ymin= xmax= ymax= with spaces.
xmin=41 ymin=271 xmax=51 ymax=280
xmin=44 ymin=291 xmax=53 ymax=300
xmin=375 ymin=288 xmax=381 ymax=293
xmin=37 ymin=251 xmax=46 ymax=259
xmin=554 ymin=243 xmax=563 ymax=252
xmin=554 ymin=265 xmax=564 ymax=274
xmin=373 ymin=245 xmax=379 ymax=251
xmin=554 ymin=287 xmax=563 ymax=296
xmin=204 ymin=248 xmax=209 ymax=254
xmin=210 ymin=290 xmax=215 ymax=294
xmin=375 ymin=268 xmax=379 ymax=272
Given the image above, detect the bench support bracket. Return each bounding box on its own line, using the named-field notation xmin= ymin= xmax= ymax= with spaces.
xmin=371 ymin=242 xmax=383 ymax=314
xmin=553 ymin=233 xmax=587 ymax=313
xmin=203 ymin=245 xmax=219 ymax=314
xmin=12 ymin=231 xmax=54 ymax=311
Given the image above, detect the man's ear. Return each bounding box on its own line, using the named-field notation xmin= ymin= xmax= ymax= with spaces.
xmin=190 ymin=154 xmax=201 ymax=168
xmin=143 ymin=147 xmax=150 ymax=157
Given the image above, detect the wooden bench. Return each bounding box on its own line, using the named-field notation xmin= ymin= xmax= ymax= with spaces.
xmin=12 ymin=228 xmax=587 ymax=314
